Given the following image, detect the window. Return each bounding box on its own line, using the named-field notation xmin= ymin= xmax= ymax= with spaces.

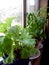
xmin=0 ymin=0 xmax=39 ymax=26
xmin=0 ymin=0 xmax=23 ymax=26
xmin=26 ymin=0 xmax=39 ymax=13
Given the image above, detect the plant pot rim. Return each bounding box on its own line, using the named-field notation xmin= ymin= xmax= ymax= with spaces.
xmin=29 ymin=49 xmax=40 ymax=60
xmin=38 ymin=43 xmax=43 ymax=49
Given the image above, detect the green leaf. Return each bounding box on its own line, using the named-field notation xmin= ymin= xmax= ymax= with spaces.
xmin=22 ymin=39 xmax=36 ymax=47
xmin=0 ymin=17 xmax=16 ymax=33
xmin=1 ymin=36 xmax=12 ymax=55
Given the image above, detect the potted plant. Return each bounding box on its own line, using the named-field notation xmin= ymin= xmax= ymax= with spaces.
xmin=0 ymin=21 xmax=38 ymax=65
xmin=0 ymin=17 xmax=16 ymax=65
xmin=26 ymin=8 xmax=47 ymax=49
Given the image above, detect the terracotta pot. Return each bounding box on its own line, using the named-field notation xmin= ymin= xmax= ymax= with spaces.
xmin=35 ymin=39 xmax=43 ymax=49
xmin=29 ymin=49 xmax=40 ymax=65
xmin=29 ymin=49 xmax=40 ymax=60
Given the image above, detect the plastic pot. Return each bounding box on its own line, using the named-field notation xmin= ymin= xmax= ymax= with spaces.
xmin=3 ymin=59 xmax=29 ymax=65
xmin=13 ymin=59 xmax=29 ymax=65
xmin=29 ymin=49 xmax=40 ymax=65
xmin=2 ymin=63 xmax=13 ymax=65
xmin=0 ymin=61 xmax=3 ymax=65
xmin=18 ymin=59 xmax=29 ymax=65
xmin=2 ymin=54 xmax=29 ymax=65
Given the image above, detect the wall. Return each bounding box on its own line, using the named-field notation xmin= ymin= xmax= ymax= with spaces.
xmin=40 ymin=0 xmax=48 ymax=8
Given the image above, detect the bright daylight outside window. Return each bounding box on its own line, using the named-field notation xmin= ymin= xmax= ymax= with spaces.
xmin=0 ymin=0 xmax=23 ymax=26
xmin=27 ymin=0 xmax=39 ymax=13
xmin=0 ymin=0 xmax=38 ymax=26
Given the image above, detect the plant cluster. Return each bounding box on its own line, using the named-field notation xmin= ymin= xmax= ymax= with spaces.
xmin=0 ymin=17 xmax=37 ymax=64
xmin=26 ymin=8 xmax=47 ymax=40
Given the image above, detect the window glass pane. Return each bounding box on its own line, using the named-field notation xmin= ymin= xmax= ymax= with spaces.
xmin=26 ymin=0 xmax=39 ymax=13
xmin=0 ymin=0 xmax=23 ymax=26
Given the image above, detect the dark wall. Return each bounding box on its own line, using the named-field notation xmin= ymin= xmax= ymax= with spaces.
xmin=40 ymin=0 xmax=49 ymax=65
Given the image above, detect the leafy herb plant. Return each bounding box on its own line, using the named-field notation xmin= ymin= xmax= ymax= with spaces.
xmin=0 ymin=20 xmax=37 ymax=64
xmin=26 ymin=8 xmax=47 ymax=40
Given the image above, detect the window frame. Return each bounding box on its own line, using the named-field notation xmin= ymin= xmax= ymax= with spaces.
xmin=23 ymin=0 xmax=26 ymax=27
xmin=23 ymin=0 xmax=39 ymax=27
